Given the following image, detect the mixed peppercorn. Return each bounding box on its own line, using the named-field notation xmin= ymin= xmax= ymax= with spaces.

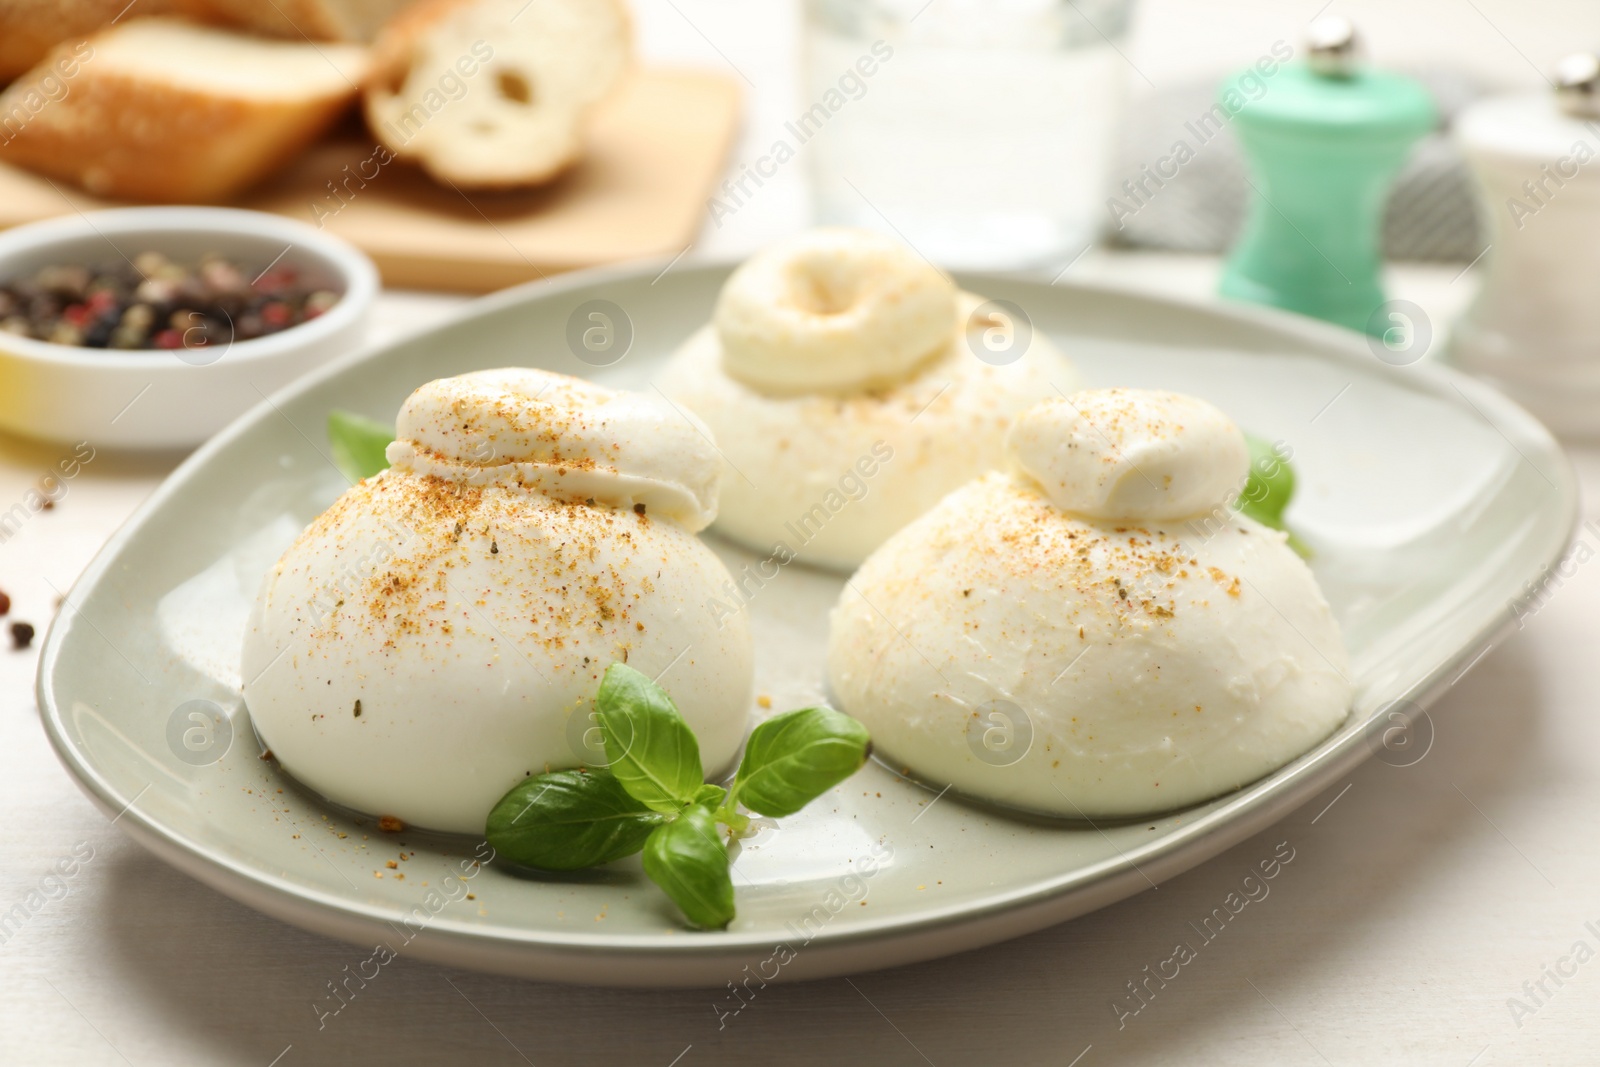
xmin=0 ymin=589 xmax=28 ymax=650
xmin=0 ymin=252 xmax=341 ymax=350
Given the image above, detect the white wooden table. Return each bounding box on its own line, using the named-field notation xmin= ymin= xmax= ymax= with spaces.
xmin=6 ymin=1 xmax=1600 ymax=1062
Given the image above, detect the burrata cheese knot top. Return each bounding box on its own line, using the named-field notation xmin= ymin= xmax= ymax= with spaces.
xmin=827 ymin=388 xmax=1352 ymax=818
xmin=241 ymin=368 xmax=754 ymax=834
xmin=657 ymin=227 xmax=1082 ymax=570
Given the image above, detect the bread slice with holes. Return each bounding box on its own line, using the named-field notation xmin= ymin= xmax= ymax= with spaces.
xmin=0 ymin=17 xmax=367 ymax=203
xmin=363 ymin=0 xmax=631 ymax=188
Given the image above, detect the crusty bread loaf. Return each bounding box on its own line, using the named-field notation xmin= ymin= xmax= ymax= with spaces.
xmin=174 ymin=0 xmax=416 ymax=42
xmin=364 ymin=0 xmax=631 ymax=188
xmin=0 ymin=0 xmax=175 ymax=82
xmin=0 ymin=0 xmax=402 ymax=85
xmin=0 ymin=17 xmax=367 ymax=203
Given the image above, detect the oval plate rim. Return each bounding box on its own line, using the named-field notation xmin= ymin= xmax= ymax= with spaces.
xmin=35 ymin=259 xmax=1580 ymax=984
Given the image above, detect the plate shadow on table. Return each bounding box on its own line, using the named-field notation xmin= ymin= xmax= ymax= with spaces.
xmin=82 ymin=633 xmax=1545 ymax=1067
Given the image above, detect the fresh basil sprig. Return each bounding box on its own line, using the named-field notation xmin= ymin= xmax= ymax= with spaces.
xmin=327 ymin=409 xmax=394 ymax=483
xmin=485 ymin=663 xmax=871 ymax=930
xmin=1240 ymin=433 xmax=1309 ymax=558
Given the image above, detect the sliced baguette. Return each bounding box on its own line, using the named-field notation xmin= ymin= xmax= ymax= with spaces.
xmin=363 ymin=0 xmax=630 ymax=188
xmin=174 ymin=0 xmax=417 ymax=42
xmin=0 ymin=17 xmax=367 ymax=203
xmin=0 ymin=0 xmax=409 ymax=75
xmin=0 ymin=0 xmax=175 ymax=82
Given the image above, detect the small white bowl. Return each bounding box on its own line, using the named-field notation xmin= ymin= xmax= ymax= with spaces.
xmin=0 ymin=207 xmax=377 ymax=449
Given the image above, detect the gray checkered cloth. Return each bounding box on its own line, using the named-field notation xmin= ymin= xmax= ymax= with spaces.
xmin=1107 ymin=69 xmax=1487 ymax=261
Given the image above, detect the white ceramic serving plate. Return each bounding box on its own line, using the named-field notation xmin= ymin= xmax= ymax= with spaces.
xmin=37 ymin=262 xmax=1576 ymax=987
xmin=0 ymin=207 xmax=377 ymax=449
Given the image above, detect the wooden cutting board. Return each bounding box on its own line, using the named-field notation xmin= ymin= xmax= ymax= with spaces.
xmin=0 ymin=68 xmax=740 ymax=293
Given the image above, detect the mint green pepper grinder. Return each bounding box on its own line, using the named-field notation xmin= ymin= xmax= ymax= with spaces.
xmin=1218 ymin=18 xmax=1436 ymax=334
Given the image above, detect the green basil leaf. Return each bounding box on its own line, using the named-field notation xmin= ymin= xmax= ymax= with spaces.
xmin=1239 ymin=434 xmax=1309 ymax=558
xmin=486 ymin=769 xmax=664 ymax=871
xmin=692 ymin=783 xmax=727 ymax=808
xmin=641 ymin=805 xmax=734 ymax=930
xmin=594 ymin=662 xmax=704 ymax=813
xmin=729 ymin=706 xmax=871 ymax=818
xmin=1239 ymin=433 xmax=1294 ymax=530
xmin=328 ymin=409 xmax=394 ymax=483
